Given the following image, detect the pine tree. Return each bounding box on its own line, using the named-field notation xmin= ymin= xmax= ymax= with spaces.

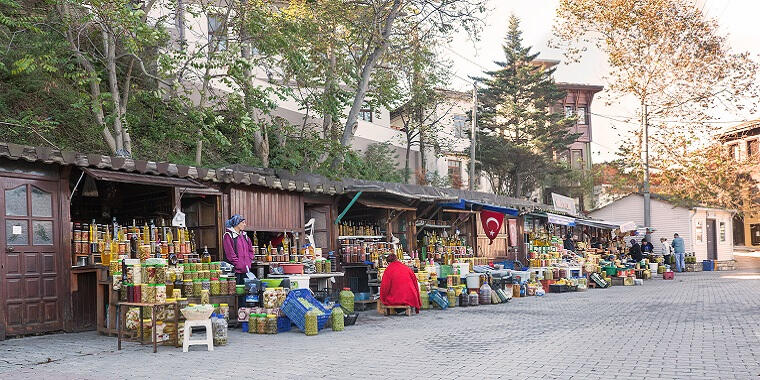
xmin=475 ymin=15 xmax=578 ymax=197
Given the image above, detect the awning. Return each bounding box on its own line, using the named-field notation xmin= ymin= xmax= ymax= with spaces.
xmin=575 ymin=218 xmax=619 ymax=229
xmin=618 ymin=221 xmax=637 ymax=233
xmin=83 ymin=168 xmax=208 ymax=189
xmin=546 ymin=213 xmax=576 ymax=226
xmin=439 ymin=199 xmax=519 ymax=216
xmin=357 ymin=198 xmax=416 ymax=211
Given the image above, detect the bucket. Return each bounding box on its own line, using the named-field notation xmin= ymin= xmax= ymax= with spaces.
xmin=466 ymin=273 xmax=481 ymax=290
xmin=649 ymin=263 xmax=658 ymax=272
xmin=453 ymin=263 xmax=470 ymax=277
xmin=288 ymin=275 xmax=310 ymax=289
xmin=702 ymin=260 xmax=714 ymax=271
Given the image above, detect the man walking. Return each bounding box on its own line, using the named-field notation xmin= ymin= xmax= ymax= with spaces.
xmin=671 ymin=233 xmax=686 ymax=272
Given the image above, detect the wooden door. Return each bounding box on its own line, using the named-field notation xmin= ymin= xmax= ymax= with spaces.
xmin=706 ymin=219 xmax=718 ymax=261
xmin=0 ymin=178 xmax=61 ymax=337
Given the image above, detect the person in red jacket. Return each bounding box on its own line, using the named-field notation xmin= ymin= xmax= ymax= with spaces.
xmin=223 ymin=214 xmax=254 ymax=284
xmin=380 ymin=253 xmax=421 ymax=313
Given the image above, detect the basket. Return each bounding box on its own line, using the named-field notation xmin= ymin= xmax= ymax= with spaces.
xmin=180 ymin=305 xmax=214 ymax=320
xmin=344 ymin=313 xmax=358 ymax=326
xmin=281 ymin=288 xmax=331 ymax=332
xmin=277 ymin=316 xmax=292 ymax=333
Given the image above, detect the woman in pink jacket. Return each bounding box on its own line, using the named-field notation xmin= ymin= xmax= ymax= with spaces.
xmin=223 ymin=214 xmax=254 ymax=284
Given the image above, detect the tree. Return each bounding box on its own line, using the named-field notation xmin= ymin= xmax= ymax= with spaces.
xmin=332 ymin=0 xmax=485 ymax=168
xmin=475 ymin=15 xmax=579 ymax=197
xmin=553 ymin=0 xmax=760 ymax=223
xmin=55 ymin=0 xmax=170 ymax=156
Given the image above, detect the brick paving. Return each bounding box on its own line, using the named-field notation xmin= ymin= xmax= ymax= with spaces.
xmin=1 ymin=271 xmax=759 ymax=379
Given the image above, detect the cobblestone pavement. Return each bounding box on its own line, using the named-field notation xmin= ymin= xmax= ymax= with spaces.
xmin=1 ymin=271 xmax=760 ymax=379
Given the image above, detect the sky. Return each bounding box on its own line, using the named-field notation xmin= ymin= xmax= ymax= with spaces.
xmin=444 ymin=0 xmax=760 ymax=163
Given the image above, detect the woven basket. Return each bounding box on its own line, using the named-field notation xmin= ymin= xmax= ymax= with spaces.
xmin=181 ymin=305 xmax=214 ymax=320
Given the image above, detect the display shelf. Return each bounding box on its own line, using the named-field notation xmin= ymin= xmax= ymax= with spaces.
xmin=338 ymin=235 xmax=386 ymax=240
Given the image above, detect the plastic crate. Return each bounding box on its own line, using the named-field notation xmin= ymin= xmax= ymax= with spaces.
xmin=281 ymin=288 xmax=332 ymax=332
xmin=276 ymin=316 xmax=292 ymax=333
xmin=429 ymin=291 xmax=449 ymax=310
xmin=344 ymin=313 xmax=358 ymax=326
xmin=702 ymin=260 xmax=714 ymax=271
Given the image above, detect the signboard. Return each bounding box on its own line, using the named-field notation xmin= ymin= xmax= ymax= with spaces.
xmin=480 ymin=209 xmax=504 ymax=245
xmin=552 ymin=193 xmax=577 ymax=215
xmin=547 ymin=213 xmax=576 ymax=226
xmin=507 ymin=219 xmax=518 ymax=247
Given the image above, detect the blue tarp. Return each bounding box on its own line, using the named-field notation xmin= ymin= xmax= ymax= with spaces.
xmin=439 ymin=199 xmax=519 ymax=216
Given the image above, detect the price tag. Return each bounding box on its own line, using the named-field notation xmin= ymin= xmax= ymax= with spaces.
xmin=12 ymin=225 xmax=22 ymax=235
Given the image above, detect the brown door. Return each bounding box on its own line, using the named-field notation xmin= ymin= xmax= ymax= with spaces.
xmin=0 ymin=178 xmax=61 ymax=337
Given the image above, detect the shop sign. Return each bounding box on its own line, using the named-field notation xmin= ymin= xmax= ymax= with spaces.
xmin=507 ymin=219 xmax=518 ymax=246
xmin=480 ymin=209 xmax=504 ymax=245
xmin=552 ymin=193 xmax=577 ymax=215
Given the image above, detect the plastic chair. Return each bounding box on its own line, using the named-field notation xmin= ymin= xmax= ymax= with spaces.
xmin=183 ymin=319 xmax=214 ymax=352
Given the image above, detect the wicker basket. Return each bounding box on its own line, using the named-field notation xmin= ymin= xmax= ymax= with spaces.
xmin=181 ymin=305 xmax=214 ymax=320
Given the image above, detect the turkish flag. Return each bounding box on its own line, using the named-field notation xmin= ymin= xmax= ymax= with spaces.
xmin=480 ymin=209 xmax=504 ymax=245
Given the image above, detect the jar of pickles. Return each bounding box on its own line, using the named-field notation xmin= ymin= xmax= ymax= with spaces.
xmin=200 ymin=289 xmax=209 ymax=305
xmin=201 ymin=262 xmax=210 ymax=271
xmin=212 ymin=262 xmax=221 ymax=271
xmin=155 ymin=284 xmax=167 ymax=303
xmin=256 ymin=314 xmax=266 ymax=334
xmin=192 ymin=279 xmax=202 ymax=297
xmin=155 ymin=264 xmax=166 ymax=284
xmin=227 ymin=278 xmax=236 ymax=295
xmin=315 ymin=260 xmax=323 ymax=273
xmin=248 ymin=313 xmax=256 ymax=334
xmin=265 ymin=314 xmax=277 ymax=334
xmin=183 ymin=280 xmax=192 ymax=297
xmin=210 ymin=278 xmax=220 ymax=296
xmin=219 ymin=303 xmax=229 ymax=321
xmin=201 ymin=278 xmax=210 ymax=292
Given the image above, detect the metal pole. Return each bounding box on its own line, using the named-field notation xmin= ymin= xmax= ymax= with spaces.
xmin=469 ymin=82 xmax=477 ymax=190
xmin=643 ymin=102 xmax=651 ymax=239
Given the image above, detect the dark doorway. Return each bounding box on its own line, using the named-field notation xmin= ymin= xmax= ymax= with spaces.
xmin=706 ymin=219 xmax=718 ymax=261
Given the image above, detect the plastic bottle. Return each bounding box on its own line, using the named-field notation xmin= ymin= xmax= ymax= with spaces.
xmin=479 ymin=283 xmax=492 ymax=305
xmin=468 ymin=291 xmax=479 ymax=306
xmin=447 ymin=288 xmax=456 ymax=308
xmin=420 ymin=291 xmax=430 ymax=310
xmin=459 ymin=291 xmax=469 ymax=307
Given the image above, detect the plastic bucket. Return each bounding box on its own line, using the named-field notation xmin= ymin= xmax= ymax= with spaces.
xmin=466 ymin=273 xmax=481 ymax=290
xmin=702 ymin=260 xmax=714 ymax=271
xmin=649 ymin=263 xmax=658 ymax=272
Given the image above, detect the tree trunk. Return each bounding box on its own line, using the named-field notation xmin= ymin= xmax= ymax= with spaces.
xmin=336 ymin=0 xmax=403 ymax=167
xmin=404 ymin=133 xmax=411 ymax=184
xmin=322 ymin=48 xmax=336 ymax=140
xmin=104 ymin=30 xmax=127 ymax=153
xmin=238 ymin=3 xmax=269 ymax=167
xmin=195 ymin=129 xmax=203 ymax=165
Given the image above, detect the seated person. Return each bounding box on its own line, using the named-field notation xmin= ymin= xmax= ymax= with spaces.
xmin=380 ymin=253 xmax=421 ymax=313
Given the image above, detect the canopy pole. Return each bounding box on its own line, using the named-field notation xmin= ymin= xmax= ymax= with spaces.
xmin=334 ymin=191 xmax=363 ymax=224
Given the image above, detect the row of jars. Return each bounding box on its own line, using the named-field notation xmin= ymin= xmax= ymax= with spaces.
xmin=248 ymin=313 xmax=278 ymax=334
xmin=121 ymin=283 xmax=168 ymax=304
xmin=180 ymin=277 xmax=237 ymax=298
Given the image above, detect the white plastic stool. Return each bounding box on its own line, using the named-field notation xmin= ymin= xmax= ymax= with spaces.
xmin=183 ymin=319 xmax=214 ymax=352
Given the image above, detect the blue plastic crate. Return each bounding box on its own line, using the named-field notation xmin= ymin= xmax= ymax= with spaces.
xmin=277 ymin=316 xmax=292 ymax=333
xmin=281 ymin=288 xmax=331 ymax=332
xmin=429 ymin=291 xmax=449 ymax=310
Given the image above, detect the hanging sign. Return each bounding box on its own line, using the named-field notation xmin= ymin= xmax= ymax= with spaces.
xmin=507 ymin=219 xmax=518 ymax=247
xmin=547 ymin=213 xmax=576 ymax=226
xmin=552 ymin=193 xmax=577 ymax=215
xmin=480 ymin=209 xmax=504 ymax=245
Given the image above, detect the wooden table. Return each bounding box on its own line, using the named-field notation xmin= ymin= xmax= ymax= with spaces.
xmin=117 ymin=301 xmax=177 ymax=353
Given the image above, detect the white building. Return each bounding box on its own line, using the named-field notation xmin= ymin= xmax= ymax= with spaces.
xmin=588 ymin=193 xmax=735 ymax=261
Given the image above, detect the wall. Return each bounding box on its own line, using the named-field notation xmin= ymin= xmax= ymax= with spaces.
xmin=228 ymin=186 xmax=304 ymax=232
xmin=589 ymin=194 xmax=694 ymax=253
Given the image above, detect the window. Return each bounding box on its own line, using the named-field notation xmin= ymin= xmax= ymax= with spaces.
xmin=577 ymin=107 xmax=587 ymax=125
xmin=696 ymin=222 xmax=703 ymax=242
xmin=570 ymin=149 xmax=583 ymax=170
xmin=453 ymin=115 xmax=467 ymax=138
xmin=447 ymin=160 xmax=462 ymax=189
xmin=729 ymin=144 xmax=740 ymax=161
xmin=748 ymin=140 xmax=759 ymax=159
xmin=719 ymin=222 xmax=726 ymax=242
xmin=208 ymin=14 xmax=227 ymax=51
xmin=359 ymin=106 xmax=373 ymax=122
xmin=564 ymin=105 xmax=574 ymax=118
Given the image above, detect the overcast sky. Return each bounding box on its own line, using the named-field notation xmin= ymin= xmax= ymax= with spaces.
xmin=444 ymin=0 xmax=760 ymax=163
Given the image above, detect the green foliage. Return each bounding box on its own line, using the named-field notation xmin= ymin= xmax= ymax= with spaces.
xmin=475 ymin=15 xmax=580 ymax=197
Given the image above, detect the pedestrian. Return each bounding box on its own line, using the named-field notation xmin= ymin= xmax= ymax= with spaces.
xmin=658 ymin=237 xmax=672 ymax=267
xmin=223 ymin=214 xmax=254 ymax=284
xmin=629 ymin=239 xmax=643 ymax=262
xmin=671 ymin=233 xmax=686 ymax=272
xmin=641 ymin=237 xmax=654 ymax=254
xmin=563 ymin=233 xmax=575 ymax=252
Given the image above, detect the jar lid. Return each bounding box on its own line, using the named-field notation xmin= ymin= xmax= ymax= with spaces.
xmin=220 ymin=303 xmax=228 ymax=307
xmin=211 ymin=277 xmax=218 ymax=281
xmin=342 ymin=287 xmax=351 ymax=291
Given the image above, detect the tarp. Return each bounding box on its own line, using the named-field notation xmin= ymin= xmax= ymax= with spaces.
xmin=618 ymin=221 xmax=637 ymax=233
xmin=546 ymin=213 xmax=576 ymax=226
xmin=575 ymin=218 xmax=619 ymax=229
xmin=439 ymin=199 xmax=519 ymax=216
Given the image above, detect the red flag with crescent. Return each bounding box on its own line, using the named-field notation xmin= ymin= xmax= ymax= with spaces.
xmin=480 ymin=209 xmax=504 ymax=245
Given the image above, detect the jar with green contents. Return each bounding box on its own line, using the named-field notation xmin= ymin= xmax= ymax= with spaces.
xmin=265 ymin=314 xmax=277 ymax=334
xmin=248 ymin=313 xmax=259 ymax=334
xmin=212 ymin=262 xmax=221 ymax=271
xmin=339 ymin=288 xmax=354 ymax=313
xmin=210 ymin=278 xmax=220 ymax=296
xmin=304 ymin=310 xmax=318 ymax=336
xmin=331 ymin=306 xmax=344 ymax=331
xmin=256 ymin=314 xmax=266 ymax=334
xmin=192 ymin=279 xmax=202 ymax=297
xmin=201 ymin=262 xmax=210 ymax=271
xmin=420 ymin=291 xmax=430 ymax=309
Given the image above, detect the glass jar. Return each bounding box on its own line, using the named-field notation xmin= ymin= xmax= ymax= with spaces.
xmin=212 ymin=314 xmax=228 ymax=345
xmin=200 ymin=289 xmax=209 ymax=305
xmin=165 ymin=282 xmax=174 ymax=298
xmin=155 ymin=264 xmax=167 ymax=284
xmin=266 ymin=314 xmax=277 ymax=334
xmin=256 ymin=314 xmax=266 ymax=334
xmin=339 ymin=288 xmax=355 ymax=313
xmin=315 ymin=260 xmax=323 ymax=273
xmin=201 ymin=279 xmax=210 ymax=292
xmin=219 ymin=303 xmax=229 ymax=321
xmin=182 ymin=280 xmax=192 ymax=298
xmin=201 ymin=262 xmax=210 ymax=271
xmin=155 ymin=284 xmax=167 ymax=303
xmin=146 ymin=265 xmax=157 ymax=284
xmin=210 ymin=278 xmax=220 ymax=296
xmin=192 ymin=279 xmax=202 ymax=297
xmin=263 ymin=288 xmax=277 ymax=309
xmin=146 ymin=284 xmax=157 ymax=303
xmin=227 ymin=279 xmax=236 ymax=295
xmin=248 ymin=313 xmax=256 ymax=334
xmin=212 ymin=262 xmax=221 ymax=271
xmin=420 ymin=291 xmax=430 ymax=309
